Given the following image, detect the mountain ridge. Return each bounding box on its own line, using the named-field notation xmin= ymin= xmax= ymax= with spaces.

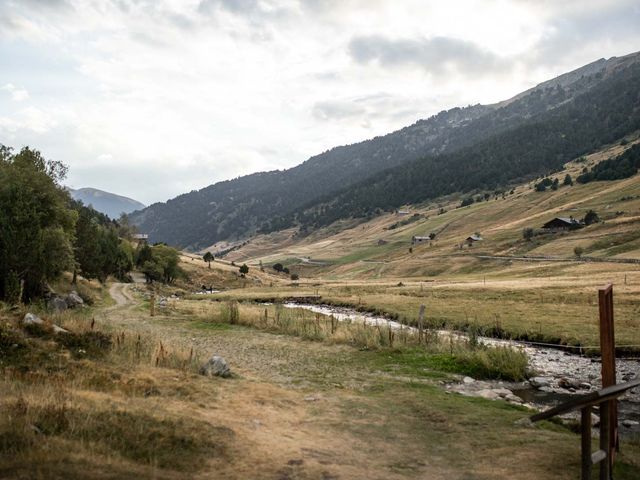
xmin=129 ymin=51 xmax=640 ymax=250
xmin=69 ymin=187 xmax=145 ymax=219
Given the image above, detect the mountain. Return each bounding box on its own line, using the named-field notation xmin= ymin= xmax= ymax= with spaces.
xmin=129 ymin=51 xmax=640 ymax=250
xmin=69 ymin=187 xmax=145 ymax=219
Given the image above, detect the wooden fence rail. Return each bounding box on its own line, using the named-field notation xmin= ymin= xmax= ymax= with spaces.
xmin=530 ymin=379 xmax=640 ymax=480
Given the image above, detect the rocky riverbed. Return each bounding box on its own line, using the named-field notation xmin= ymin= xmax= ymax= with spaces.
xmin=284 ymin=303 xmax=640 ymax=435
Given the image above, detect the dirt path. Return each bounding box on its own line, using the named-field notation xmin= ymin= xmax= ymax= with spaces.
xmin=97 ymin=282 xmax=634 ymax=480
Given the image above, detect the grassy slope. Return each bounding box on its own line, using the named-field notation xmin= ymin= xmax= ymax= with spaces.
xmin=215 ymin=136 xmax=640 ymax=350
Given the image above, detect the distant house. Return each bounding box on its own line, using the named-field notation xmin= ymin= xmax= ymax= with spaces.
xmin=465 ymin=234 xmax=483 ymax=246
xmin=133 ymin=233 xmax=149 ymax=241
xmin=541 ymin=217 xmax=583 ymax=230
xmin=397 ymin=210 xmax=411 ymax=216
xmin=412 ymin=236 xmax=431 ymax=245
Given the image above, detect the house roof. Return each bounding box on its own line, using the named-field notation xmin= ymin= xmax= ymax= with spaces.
xmin=542 ymin=217 xmax=583 ymax=228
xmin=466 ymin=235 xmax=483 ymax=241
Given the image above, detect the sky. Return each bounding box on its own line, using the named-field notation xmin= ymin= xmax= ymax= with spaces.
xmin=1 ymin=0 xmax=639 ymax=205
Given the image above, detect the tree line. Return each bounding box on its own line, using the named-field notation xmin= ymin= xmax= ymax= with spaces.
xmin=0 ymin=145 xmax=183 ymax=304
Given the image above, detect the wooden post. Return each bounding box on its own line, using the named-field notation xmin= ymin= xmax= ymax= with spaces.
xmin=418 ymin=304 xmax=425 ymax=343
xmin=150 ymin=290 xmax=155 ymax=317
xmin=598 ymin=284 xmax=617 ymax=470
xmin=581 ymin=406 xmax=592 ymax=480
xmin=599 ymin=401 xmax=611 ymax=480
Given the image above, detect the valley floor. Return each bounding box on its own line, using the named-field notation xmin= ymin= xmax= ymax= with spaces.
xmin=6 ymin=280 xmax=637 ymax=479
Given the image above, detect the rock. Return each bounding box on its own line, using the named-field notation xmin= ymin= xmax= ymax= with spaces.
xmin=304 ymin=395 xmax=320 ymax=402
xmin=476 ymin=389 xmax=500 ymax=400
xmin=199 ymin=355 xmax=231 ymax=378
xmin=578 ymin=382 xmax=592 ymax=390
xmin=506 ymin=394 xmax=523 ymax=404
xmin=462 ymin=376 xmax=475 ymax=384
xmin=52 ymin=325 xmax=69 ymax=334
xmin=529 ymin=377 xmax=552 ymax=388
xmin=622 ymin=420 xmax=639 ymax=428
xmin=65 ymin=292 xmax=84 ymax=308
xmin=491 ymin=388 xmax=513 ymax=398
xmin=558 ymin=377 xmax=582 ymax=390
xmin=514 ymin=417 xmax=534 ymax=428
xmin=47 ymin=296 xmax=68 ymax=312
xmin=22 ymin=313 xmax=44 ymax=325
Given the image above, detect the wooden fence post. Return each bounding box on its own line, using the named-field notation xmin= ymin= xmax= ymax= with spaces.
xmin=150 ymin=290 xmax=155 ymax=317
xmin=418 ymin=305 xmax=425 ymax=343
xmin=598 ymin=284 xmax=617 ymax=470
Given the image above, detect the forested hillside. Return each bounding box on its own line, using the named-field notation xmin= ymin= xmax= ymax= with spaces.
xmin=129 ymin=52 xmax=640 ymax=250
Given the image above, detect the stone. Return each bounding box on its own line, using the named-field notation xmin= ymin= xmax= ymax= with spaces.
xmin=22 ymin=313 xmax=44 ymax=325
xmin=622 ymin=420 xmax=639 ymax=428
xmin=476 ymin=389 xmax=500 ymax=400
xmin=52 ymin=325 xmax=69 ymax=334
xmin=578 ymin=382 xmax=592 ymax=390
xmin=529 ymin=377 xmax=552 ymax=388
xmin=462 ymin=376 xmax=475 ymax=384
xmin=199 ymin=355 xmax=231 ymax=378
xmin=47 ymin=296 xmax=68 ymax=312
xmin=65 ymin=292 xmax=84 ymax=308
xmin=492 ymin=388 xmax=513 ymax=398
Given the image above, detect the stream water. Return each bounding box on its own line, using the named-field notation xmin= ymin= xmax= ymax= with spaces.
xmin=283 ymin=303 xmax=640 ymax=434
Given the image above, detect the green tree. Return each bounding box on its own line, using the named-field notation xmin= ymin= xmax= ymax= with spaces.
xmin=273 ymin=263 xmax=284 ymax=272
xmin=239 ymin=264 xmax=249 ymax=275
xmin=203 ymin=251 xmax=214 ymax=268
xmin=563 ymin=174 xmax=573 ymax=186
xmin=0 ymin=146 xmax=76 ymax=301
xmin=522 ymin=228 xmax=534 ymax=241
xmin=583 ymin=210 xmax=600 ymax=226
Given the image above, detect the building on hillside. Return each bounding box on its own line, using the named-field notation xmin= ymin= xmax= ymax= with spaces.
xmin=465 ymin=234 xmax=483 ymax=246
xmin=541 ymin=217 xmax=583 ymax=231
xmin=133 ymin=233 xmax=149 ymax=241
xmin=397 ymin=210 xmax=411 ymax=216
xmin=412 ymin=235 xmax=430 ymax=245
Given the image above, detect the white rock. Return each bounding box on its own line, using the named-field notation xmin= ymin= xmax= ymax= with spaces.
xmin=462 ymin=376 xmax=475 ymax=384
xmin=52 ymin=325 xmax=69 ymax=334
xmin=22 ymin=313 xmax=44 ymax=325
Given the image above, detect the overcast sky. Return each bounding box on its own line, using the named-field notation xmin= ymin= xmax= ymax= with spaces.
xmin=1 ymin=0 xmax=639 ymax=205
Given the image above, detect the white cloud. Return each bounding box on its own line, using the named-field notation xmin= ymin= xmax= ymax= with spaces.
xmin=0 ymin=0 xmax=638 ymax=204
xmin=1 ymin=83 xmax=29 ymax=101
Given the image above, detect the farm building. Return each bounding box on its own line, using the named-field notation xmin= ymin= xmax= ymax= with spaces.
xmin=412 ymin=236 xmax=431 ymax=245
xmin=541 ymin=217 xmax=583 ymax=230
xmin=132 ymin=233 xmax=149 ymax=240
xmin=465 ymin=234 xmax=483 ymax=246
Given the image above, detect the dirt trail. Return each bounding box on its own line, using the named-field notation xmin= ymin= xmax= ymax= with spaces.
xmin=98 ymin=280 xmax=609 ymax=480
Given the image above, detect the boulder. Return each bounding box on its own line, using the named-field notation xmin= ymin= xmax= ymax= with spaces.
xmin=47 ymin=296 xmax=68 ymax=312
xmin=462 ymin=376 xmax=475 ymax=384
xmin=65 ymin=291 xmax=84 ymax=308
xmin=622 ymin=419 xmax=639 ymax=428
xmin=23 ymin=313 xmax=44 ymax=325
xmin=529 ymin=377 xmax=552 ymax=388
xmin=199 ymin=355 xmax=231 ymax=378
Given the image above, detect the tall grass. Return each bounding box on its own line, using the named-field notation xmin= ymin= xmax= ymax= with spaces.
xmin=195 ymin=300 xmax=528 ymax=381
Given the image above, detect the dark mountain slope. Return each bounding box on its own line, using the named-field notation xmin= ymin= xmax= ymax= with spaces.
xmin=130 ymin=52 xmax=640 ymax=250
xmin=297 ymin=59 xmax=640 ymax=228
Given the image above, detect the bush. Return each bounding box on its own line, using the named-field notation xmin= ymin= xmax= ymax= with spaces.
xmin=522 ymin=228 xmax=534 ymax=241
xmin=290 ymin=273 xmax=299 ymax=281
xmin=574 ymin=246 xmax=584 ymax=258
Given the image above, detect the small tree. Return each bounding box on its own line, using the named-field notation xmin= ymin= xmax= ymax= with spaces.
xmin=203 ymin=251 xmax=214 ymax=268
xmin=290 ymin=273 xmax=299 ymax=281
xmin=563 ymin=174 xmax=573 ymax=186
xmin=583 ymin=210 xmax=600 ymax=226
xmin=239 ymin=263 xmax=249 ymax=275
xmin=273 ymin=263 xmax=284 ymax=272
xmin=522 ymin=228 xmax=534 ymax=241
xmin=574 ymin=246 xmax=584 ymax=258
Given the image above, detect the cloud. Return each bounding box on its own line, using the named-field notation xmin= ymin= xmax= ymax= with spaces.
xmin=312 ymin=99 xmax=365 ymax=121
xmin=348 ymin=35 xmax=512 ymax=76
xmin=1 ymin=83 xmax=29 ymax=101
